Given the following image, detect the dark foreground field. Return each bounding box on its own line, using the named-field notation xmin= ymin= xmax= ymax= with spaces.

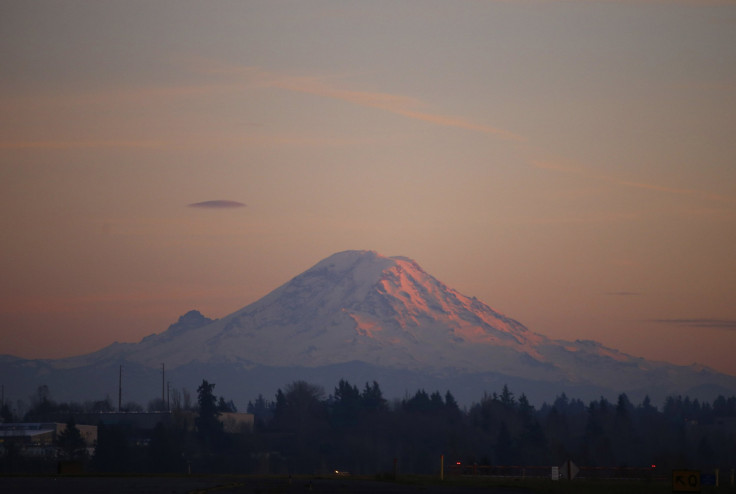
xmin=0 ymin=474 xmax=690 ymax=494
xmin=1 ymin=474 xmax=527 ymax=494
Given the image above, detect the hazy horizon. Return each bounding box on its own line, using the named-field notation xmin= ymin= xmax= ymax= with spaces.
xmin=2 ymin=1 xmax=735 ymax=377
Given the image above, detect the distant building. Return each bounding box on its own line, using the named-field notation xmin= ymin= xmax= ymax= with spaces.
xmin=72 ymin=411 xmax=174 ymax=430
xmin=64 ymin=409 xmax=254 ymax=434
xmin=219 ymin=412 xmax=254 ymax=433
xmin=0 ymin=422 xmax=97 ymax=458
xmin=71 ymin=410 xmax=253 ymax=433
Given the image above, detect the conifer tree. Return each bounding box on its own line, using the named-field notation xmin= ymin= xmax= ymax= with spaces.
xmin=58 ymin=418 xmax=86 ymax=460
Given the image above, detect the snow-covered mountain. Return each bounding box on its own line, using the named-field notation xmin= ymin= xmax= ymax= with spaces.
xmin=75 ymin=250 xmax=548 ymax=371
xmin=3 ymin=250 xmax=735 ymax=407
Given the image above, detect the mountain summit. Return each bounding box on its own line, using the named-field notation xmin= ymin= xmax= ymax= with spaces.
xmin=90 ymin=250 xmax=550 ymax=373
xmin=4 ymin=250 xmax=735 ymax=406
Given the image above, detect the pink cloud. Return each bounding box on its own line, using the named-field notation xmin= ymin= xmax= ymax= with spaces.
xmin=190 ymin=61 xmax=525 ymax=142
xmin=0 ymin=140 xmax=165 ymax=149
xmin=268 ymin=73 xmax=525 ymax=141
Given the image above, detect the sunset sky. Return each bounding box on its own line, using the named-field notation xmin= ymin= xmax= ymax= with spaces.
xmin=2 ymin=1 xmax=735 ymax=377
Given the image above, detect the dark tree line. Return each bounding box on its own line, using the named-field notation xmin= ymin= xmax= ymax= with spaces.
xmin=241 ymin=381 xmax=736 ymax=475
xmin=3 ymin=380 xmax=736 ymax=475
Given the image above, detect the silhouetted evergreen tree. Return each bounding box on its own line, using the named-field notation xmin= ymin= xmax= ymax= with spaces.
xmin=57 ymin=418 xmax=87 ymax=460
xmin=195 ymin=379 xmax=225 ymax=456
xmin=196 ymin=380 xmax=221 ymax=433
xmin=403 ymin=389 xmax=434 ymax=414
xmin=361 ymin=381 xmax=387 ymax=413
xmin=271 ymin=381 xmax=329 ymax=473
xmin=500 ymin=384 xmax=515 ymax=407
xmin=217 ymin=397 xmax=237 ymax=413
xmin=331 ymin=379 xmax=362 ymax=429
xmin=444 ymin=390 xmax=462 ymax=424
xmin=247 ymin=394 xmax=274 ymax=430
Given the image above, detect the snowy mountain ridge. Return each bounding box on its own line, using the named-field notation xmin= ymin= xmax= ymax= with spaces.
xmin=60 ymin=250 xmax=722 ymax=381
xmin=3 ymin=250 xmax=735 ymax=407
xmin=67 ymin=250 xmax=558 ymax=372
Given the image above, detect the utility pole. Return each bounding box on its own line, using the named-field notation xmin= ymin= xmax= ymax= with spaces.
xmin=161 ymin=363 xmax=165 ymax=410
xmin=118 ymin=365 xmax=122 ymax=412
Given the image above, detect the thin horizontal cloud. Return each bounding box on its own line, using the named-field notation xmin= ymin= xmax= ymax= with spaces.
xmin=531 ymin=160 xmax=736 ymax=205
xmin=269 ymin=74 xmax=525 ymax=141
xmin=602 ymin=176 xmax=736 ymax=204
xmin=651 ymin=318 xmax=736 ymax=330
xmin=520 ymin=211 xmax=640 ymax=224
xmin=0 ymin=140 xmax=165 ymax=150
xmin=191 ymin=60 xmax=525 ymax=142
xmin=188 ymin=200 xmax=246 ymax=209
xmin=607 ymin=291 xmax=641 ymax=296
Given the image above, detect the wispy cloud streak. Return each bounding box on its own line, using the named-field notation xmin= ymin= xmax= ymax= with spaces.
xmin=651 ymin=318 xmax=736 ymax=330
xmin=268 ymin=74 xmax=525 ymax=141
xmin=531 ymin=160 xmax=736 ymax=205
xmin=191 ymin=61 xmax=525 ymax=142
xmin=0 ymin=140 xmax=165 ymax=150
xmin=602 ymin=176 xmax=736 ymax=204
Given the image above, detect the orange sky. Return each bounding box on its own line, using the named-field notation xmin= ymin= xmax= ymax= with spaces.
xmin=2 ymin=1 xmax=735 ymax=376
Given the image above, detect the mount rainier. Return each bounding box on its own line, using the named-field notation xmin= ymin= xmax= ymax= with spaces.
xmin=2 ymin=250 xmax=734 ymax=407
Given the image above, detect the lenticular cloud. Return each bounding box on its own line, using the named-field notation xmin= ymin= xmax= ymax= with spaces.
xmin=188 ymin=200 xmax=245 ymax=208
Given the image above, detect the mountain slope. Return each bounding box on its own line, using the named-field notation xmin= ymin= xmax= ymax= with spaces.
xmin=3 ymin=250 xmax=735 ymax=407
xmin=67 ymin=250 xmax=556 ymax=372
